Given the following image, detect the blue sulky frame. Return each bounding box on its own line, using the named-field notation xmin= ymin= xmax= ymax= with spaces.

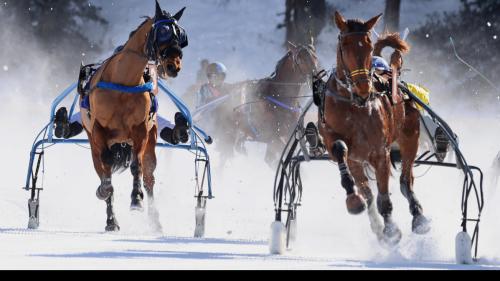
xmin=24 ymin=80 xmax=214 ymax=235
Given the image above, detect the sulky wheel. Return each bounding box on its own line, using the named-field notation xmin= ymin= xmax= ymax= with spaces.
xmin=455 ymin=231 xmax=473 ymax=264
xmin=27 ymin=198 xmax=40 ymax=230
xmin=269 ymin=221 xmax=287 ymax=255
xmin=194 ymin=197 xmax=207 ymax=238
xmin=286 ymin=213 xmax=298 ymax=249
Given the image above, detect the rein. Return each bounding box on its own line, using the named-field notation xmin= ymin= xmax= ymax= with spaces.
xmin=233 ymin=95 xmax=311 ymax=112
xmin=260 ymin=80 xmax=309 ymax=86
xmin=264 ymin=96 xmax=302 ymax=113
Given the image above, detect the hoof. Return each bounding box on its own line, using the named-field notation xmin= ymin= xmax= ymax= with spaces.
xmin=150 ymin=221 xmax=163 ymax=234
xmin=130 ymin=198 xmax=144 ymax=212
xmin=96 ymin=185 xmax=113 ymax=201
xmin=105 ymin=224 xmax=120 ymax=232
xmin=148 ymin=208 xmax=163 ymax=234
xmin=346 ymin=193 xmax=367 ymax=215
xmin=105 ymin=220 xmax=120 ymax=232
xmin=383 ymin=222 xmax=402 ymax=246
xmin=412 ymin=214 xmax=431 ymax=235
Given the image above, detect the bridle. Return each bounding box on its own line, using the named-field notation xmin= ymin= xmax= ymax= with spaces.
xmin=334 ymin=31 xmax=377 ymax=106
xmin=291 ymin=46 xmax=318 ymax=79
xmin=145 ymin=17 xmax=188 ymax=64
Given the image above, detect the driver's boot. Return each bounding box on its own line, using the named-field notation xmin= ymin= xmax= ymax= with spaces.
xmin=160 ymin=113 xmax=190 ymax=145
xmin=305 ymin=122 xmax=326 ymax=157
xmin=54 ymin=107 xmax=70 ymax=139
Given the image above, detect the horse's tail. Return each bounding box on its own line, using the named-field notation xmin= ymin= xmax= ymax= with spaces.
xmin=101 ymin=143 xmax=132 ymax=174
xmin=374 ymin=32 xmax=410 ymax=57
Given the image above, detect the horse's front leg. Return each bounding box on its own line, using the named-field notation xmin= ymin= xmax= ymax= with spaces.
xmin=330 ymin=140 xmax=367 ymax=215
xmin=371 ymin=152 xmax=402 ymax=245
xmin=143 ymin=126 xmax=162 ymax=233
xmin=89 ymin=127 xmax=120 ymax=232
xmin=349 ymin=160 xmax=384 ymax=240
xmin=130 ymin=160 xmax=145 ymax=211
xmin=130 ymin=126 xmax=148 ymax=212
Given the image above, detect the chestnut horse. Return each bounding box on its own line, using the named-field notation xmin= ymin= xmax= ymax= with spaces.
xmin=319 ymin=12 xmax=431 ymax=244
xmin=83 ymin=1 xmax=187 ymax=232
xmin=233 ymin=44 xmax=318 ymax=168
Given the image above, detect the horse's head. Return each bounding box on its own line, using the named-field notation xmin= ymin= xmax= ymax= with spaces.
xmin=334 ymin=11 xmax=382 ymax=101
xmin=278 ymin=42 xmax=318 ymax=81
xmin=148 ymin=1 xmax=188 ymax=78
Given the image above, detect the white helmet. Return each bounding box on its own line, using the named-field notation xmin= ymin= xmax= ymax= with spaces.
xmin=206 ymin=62 xmax=227 ymax=86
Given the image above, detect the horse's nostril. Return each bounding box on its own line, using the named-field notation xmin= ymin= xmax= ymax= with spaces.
xmin=167 ymin=64 xmax=177 ymax=73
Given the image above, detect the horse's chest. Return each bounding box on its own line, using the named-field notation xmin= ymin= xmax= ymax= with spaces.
xmin=321 ymin=100 xmax=391 ymax=159
xmin=325 ymin=101 xmax=383 ymax=135
xmin=91 ymin=91 xmax=150 ymax=127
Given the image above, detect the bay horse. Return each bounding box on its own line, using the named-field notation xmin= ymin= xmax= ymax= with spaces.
xmin=319 ymin=12 xmax=431 ymax=245
xmin=82 ymin=1 xmax=188 ymax=232
xmin=233 ymin=44 xmax=318 ymax=168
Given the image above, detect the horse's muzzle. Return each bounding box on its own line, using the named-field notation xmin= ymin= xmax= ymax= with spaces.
xmin=166 ymin=63 xmax=180 ymax=78
xmin=352 ymin=78 xmax=372 ymax=106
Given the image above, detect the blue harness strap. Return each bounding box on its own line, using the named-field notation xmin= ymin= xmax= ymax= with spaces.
xmin=81 ymin=95 xmax=91 ymax=110
xmin=96 ymin=81 xmax=154 ymax=94
xmin=82 ymin=81 xmax=158 ymax=114
xmin=82 ymin=92 xmax=158 ymax=113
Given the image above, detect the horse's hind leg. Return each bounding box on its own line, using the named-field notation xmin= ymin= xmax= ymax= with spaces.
xmin=143 ymin=126 xmax=162 ymax=233
xmin=349 ymin=160 xmax=384 ymax=240
xmin=399 ymin=109 xmax=431 ymax=234
xmin=330 ymin=140 xmax=367 ymax=215
xmin=371 ymin=154 xmax=402 ymax=245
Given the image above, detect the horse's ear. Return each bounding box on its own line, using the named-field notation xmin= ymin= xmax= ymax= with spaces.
xmin=155 ymin=0 xmax=163 ymax=18
xmin=173 ymin=7 xmax=186 ymax=21
xmin=365 ymin=13 xmax=383 ymax=31
xmin=334 ymin=11 xmax=348 ymax=32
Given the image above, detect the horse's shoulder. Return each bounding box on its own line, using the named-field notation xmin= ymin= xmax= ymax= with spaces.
xmin=326 ymin=73 xmax=337 ymax=92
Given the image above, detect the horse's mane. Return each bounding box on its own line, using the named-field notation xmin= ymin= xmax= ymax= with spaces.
xmin=272 ymin=51 xmax=293 ymax=76
xmin=271 ymin=44 xmax=316 ymax=77
xmin=128 ymin=17 xmax=152 ymax=39
xmin=374 ymin=32 xmax=410 ymax=56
